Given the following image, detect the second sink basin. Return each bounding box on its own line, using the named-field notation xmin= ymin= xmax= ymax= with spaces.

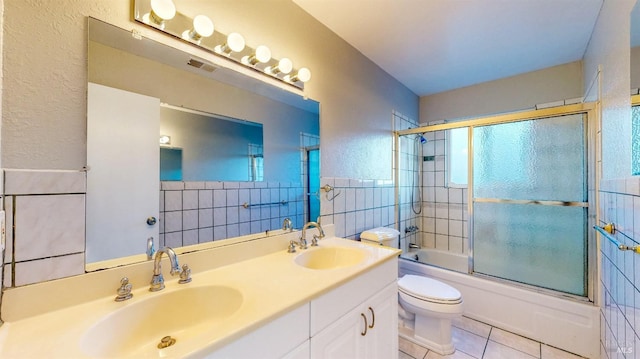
xmin=294 ymin=246 xmax=368 ymax=270
xmin=80 ymin=285 xmax=243 ymax=357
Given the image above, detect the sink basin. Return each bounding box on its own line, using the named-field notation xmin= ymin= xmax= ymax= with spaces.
xmin=80 ymin=285 xmax=243 ymax=357
xmin=294 ymin=246 xmax=368 ymax=270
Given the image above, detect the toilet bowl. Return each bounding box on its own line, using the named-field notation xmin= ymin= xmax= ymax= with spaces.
xmin=397 ymin=274 xmax=463 ymax=355
xmin=359 ymin=228 xmax=463 ymax=354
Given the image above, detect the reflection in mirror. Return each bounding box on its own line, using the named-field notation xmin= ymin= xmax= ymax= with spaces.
xmin=86 ymin=18 xmax=320 ymax=270
xmin=159 ymin=105 xmax=264 ymax=182
xmin=632 ymin=1 xmax=640 ymax=175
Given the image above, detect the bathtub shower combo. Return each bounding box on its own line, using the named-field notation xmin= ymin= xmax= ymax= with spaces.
xmin=393 ymin=103 xmax=600 ymax=358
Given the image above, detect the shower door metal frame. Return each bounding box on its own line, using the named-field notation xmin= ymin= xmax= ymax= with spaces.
xmin=395 ymin=102 xmax=598 ymax=303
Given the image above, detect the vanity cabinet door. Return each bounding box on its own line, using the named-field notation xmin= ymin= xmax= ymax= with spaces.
xmin=310 ymin=282 xmax=398 ymax=359
xmin=363 ymin=282 xmax=398 ymax=359
xmin=310 ymin=304 xmax=367 ymax=359
xmin=282 ymin=340 xmax=310 ymax=359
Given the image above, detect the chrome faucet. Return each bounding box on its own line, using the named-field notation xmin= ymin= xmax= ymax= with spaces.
xmin=287 ymin=221 xmax=325 ymax=253
xmin=302 ymin=221 xmax=325 ymax=247
xmin=282 ymin=218 xmax=293 ymax=232
xmin=149 ymin=247 xmax=181 ymax=292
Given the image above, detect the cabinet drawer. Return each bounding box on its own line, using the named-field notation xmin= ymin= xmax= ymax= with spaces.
xmin=310 ymin=258 xmax=397 ymax=336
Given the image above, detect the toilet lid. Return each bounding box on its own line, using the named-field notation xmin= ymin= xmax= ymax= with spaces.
xmin=398 ymin=275 xmax=462 ymax=304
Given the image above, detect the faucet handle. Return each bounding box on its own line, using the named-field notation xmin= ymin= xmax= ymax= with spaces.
xmin=178 ymin=264 xmax=192 ymax=284
xmin=311 ymin=234 xmax=320 ymax=247
xmin=146 ymin=237 xmax=156 ymax=260
xmin=115 ymin=277 xmax=133 ymax=302
xmin=287 ymin=240 xmax=297 ymax=253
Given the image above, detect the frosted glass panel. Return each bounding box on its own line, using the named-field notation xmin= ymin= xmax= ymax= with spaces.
xmin=473 ymin=114 xmax=585 ymax=202
xmin=474 ymin=203 xmax=586 ymax=296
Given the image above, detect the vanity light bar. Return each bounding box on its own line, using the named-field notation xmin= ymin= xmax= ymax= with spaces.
xmin=133 ymin=0 xmax=311 ymax=89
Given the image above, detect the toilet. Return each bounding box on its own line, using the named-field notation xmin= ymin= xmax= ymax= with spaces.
xmin=359 ymin=227 xmax=401 ymax=247
xmin=397 ymin=275 xmax=463 ymax=355
xmin=360 ymin=228 xmax=464 ymax=356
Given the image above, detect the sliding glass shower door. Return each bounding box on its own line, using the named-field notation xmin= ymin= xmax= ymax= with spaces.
xmin=472 ymin=114 xmax=588 ymax=296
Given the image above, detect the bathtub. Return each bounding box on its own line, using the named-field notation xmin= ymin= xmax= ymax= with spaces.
xmin=403 ymin=248 xmax=469 ymax=273
xmin=399 ymin=255 xmax=599 ymax=359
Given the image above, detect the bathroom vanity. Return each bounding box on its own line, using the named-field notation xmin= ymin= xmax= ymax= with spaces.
xmin=0 ymin=227 xmax=400 ymax=358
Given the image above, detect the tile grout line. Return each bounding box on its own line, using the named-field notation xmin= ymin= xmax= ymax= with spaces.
xmin=481 ymin=326 xmax=492 ymax=359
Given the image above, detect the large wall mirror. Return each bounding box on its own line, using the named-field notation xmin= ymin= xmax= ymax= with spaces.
xmin=86 ymin=18 xmax=320 ymax=270
xmin=632 ymin=1 xmax=640 ymax=176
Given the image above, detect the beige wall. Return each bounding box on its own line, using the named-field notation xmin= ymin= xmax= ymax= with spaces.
xmin=2 ymin=0 xmax=418 ymax=180
xmin=419 ymin=61 xmax=584 ymax=124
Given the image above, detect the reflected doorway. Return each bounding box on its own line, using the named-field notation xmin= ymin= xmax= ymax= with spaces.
xmin=307 ymin=148 xmax=320 ymax=222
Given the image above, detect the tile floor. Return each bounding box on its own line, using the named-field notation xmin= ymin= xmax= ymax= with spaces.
xmin=399 ymin=316 xmax=587 ymax=359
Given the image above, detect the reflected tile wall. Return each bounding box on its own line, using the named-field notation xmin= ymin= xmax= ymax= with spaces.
xmin=599 ymin=178 xmax=640 ymax=358
xmin=159 ymin=181 xmax=304 ymax=248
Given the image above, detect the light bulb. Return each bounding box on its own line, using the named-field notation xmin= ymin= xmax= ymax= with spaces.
xmin=227 ymin=33 xmax=245 ymax=52
xmin=254 ymin=45 xmax=272 ymax=63
xmin=242 ymin=45 xmax=272 ymax=65
xmin=266 ymin=57 xmax=293 ymax=75
xmin=182 ymin=15 xmax=214 ymax=43
xmin=146 ymin=0 xmax=176 ymax=29
xmin=215 ymin=32 xmax=246 ymax=55
xmin=289 ymin=67 xmax=311 ymax=83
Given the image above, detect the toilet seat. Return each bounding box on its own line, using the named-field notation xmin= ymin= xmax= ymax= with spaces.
xmin=398 ymin=275 xmax=462 ymax=304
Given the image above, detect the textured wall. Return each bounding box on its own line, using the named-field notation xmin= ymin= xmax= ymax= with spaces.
xmin=419 ymin=61 xmax=584 ymax=124
xmin=583 ymin=0 xmax=634 ymax=180
xmin=2 ymin=0 xmax=418 ymax=180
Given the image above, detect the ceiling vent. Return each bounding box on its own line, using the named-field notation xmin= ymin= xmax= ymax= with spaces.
xmin=187 ymin=58 xmax=217 ymax=73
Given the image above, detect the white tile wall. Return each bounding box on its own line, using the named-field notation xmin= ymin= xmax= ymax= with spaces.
xmin=14 ymin=195 xmax=85 ymax=261
xmin=599 ymin=178 xmax=640 ymax=358
xmin=4 ymin=170 xmax=87 ymax=287
xmin=3 ymin=169 xmax=85 ymax=195
xmin=14 ymin=253 xmax=84 ymax=287
xmin=320 ymin=177 xmax=395 ymax=240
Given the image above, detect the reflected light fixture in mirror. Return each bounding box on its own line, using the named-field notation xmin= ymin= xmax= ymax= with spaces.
xmin=159 ymin=135 xmax=171 ymax=145
xmin=182 ymin=15 xmax=214 ymax=44
xmin=143 ymin=0 xmax=176 ymax=30
xmin=133 ymin=0 xmax=311 ymax=89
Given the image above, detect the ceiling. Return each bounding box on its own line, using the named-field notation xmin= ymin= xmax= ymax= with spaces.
xmin=292 ymin=0 xmax=604 ymax=97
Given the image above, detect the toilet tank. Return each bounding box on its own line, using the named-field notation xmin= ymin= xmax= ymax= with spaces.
xmin=360 ymin=227 xmax=400 ymax=247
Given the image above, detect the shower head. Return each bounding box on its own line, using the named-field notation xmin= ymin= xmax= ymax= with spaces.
xmin=417 ymin=134 xmax=427 ymax=144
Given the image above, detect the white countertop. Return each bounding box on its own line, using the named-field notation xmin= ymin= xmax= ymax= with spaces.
xmin=0 ymin=234 xmax=400 ymax=358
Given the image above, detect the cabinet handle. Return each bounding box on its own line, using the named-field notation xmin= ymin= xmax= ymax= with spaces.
xmin=367 ymin=307 xmax=375 ymax=329
xmin=360 ymin=313 xmax=368 ymax=336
